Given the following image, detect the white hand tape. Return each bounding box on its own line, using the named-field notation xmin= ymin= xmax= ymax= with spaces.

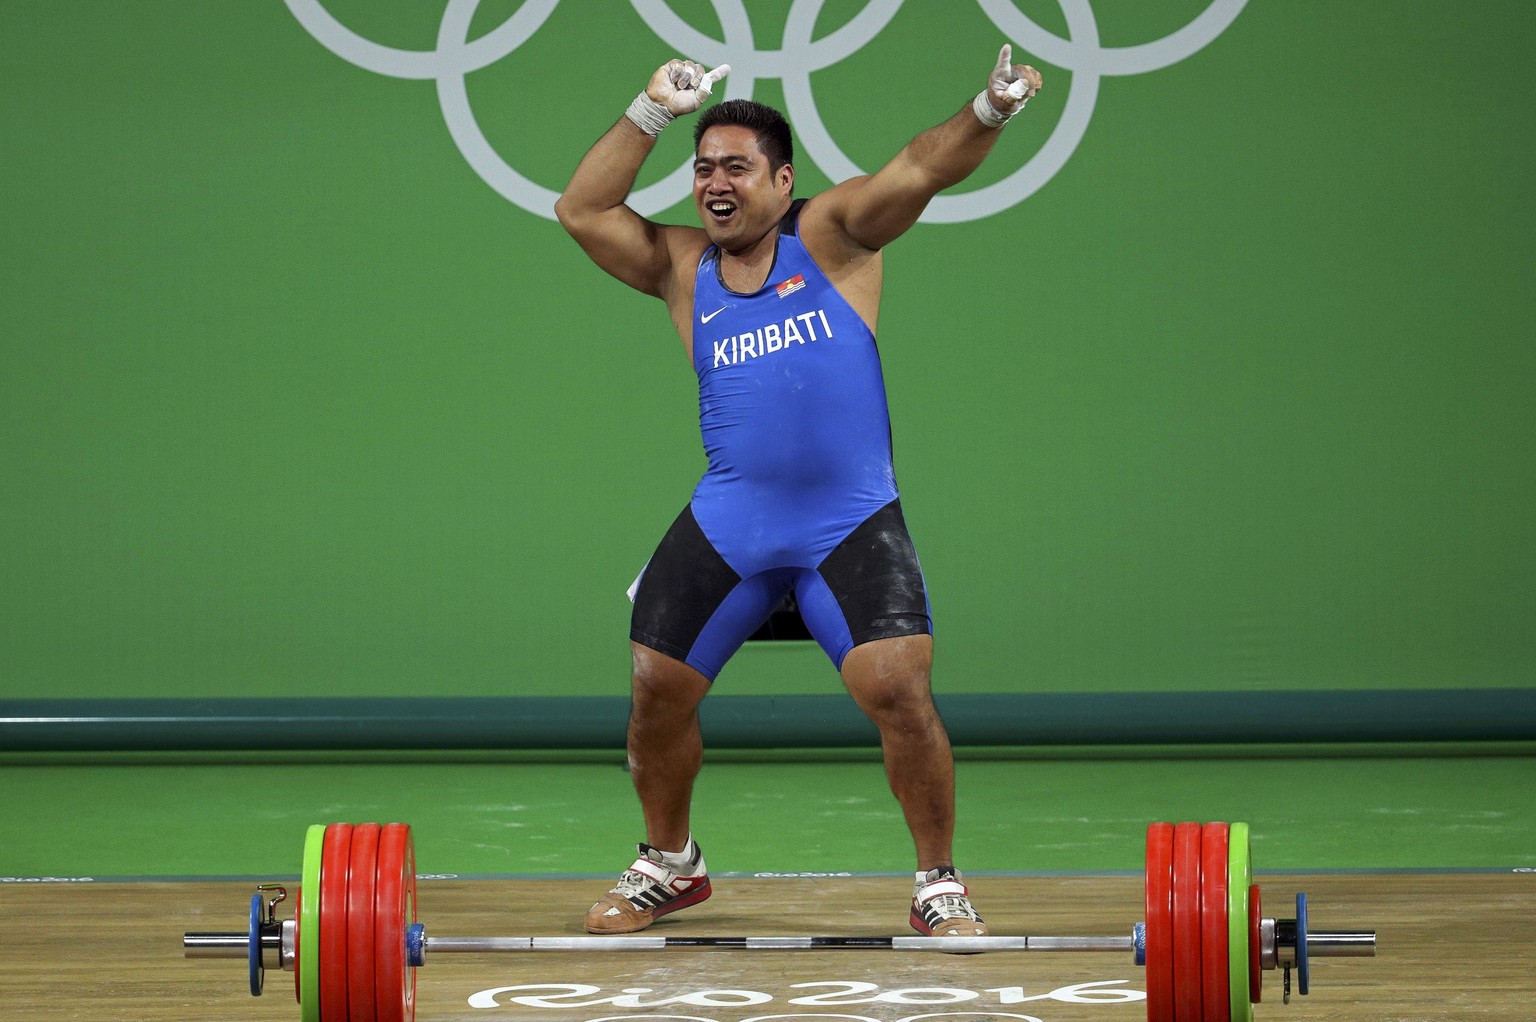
xmin=972 ymin=90 xmax=1012 ymax=128
xmin=626 ymin=91 xmax=675 ymax=136
xmin=697 ymin=63 xmax=731 ymax=100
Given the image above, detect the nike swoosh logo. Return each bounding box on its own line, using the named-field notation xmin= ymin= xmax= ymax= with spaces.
xmin=701 ymin=306 xmax=727 ymax=324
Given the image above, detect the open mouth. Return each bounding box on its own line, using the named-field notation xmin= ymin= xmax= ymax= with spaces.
xmin=706 ymin=200 xmax=737 ymax=223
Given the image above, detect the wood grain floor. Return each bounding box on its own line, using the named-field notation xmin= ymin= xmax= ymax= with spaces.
xmin=4 ymin=872 xmax=1531 ymax=1021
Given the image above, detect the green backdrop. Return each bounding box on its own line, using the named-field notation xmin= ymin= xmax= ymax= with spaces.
xmin=3 ymin=1 xmax=1532 ymax=712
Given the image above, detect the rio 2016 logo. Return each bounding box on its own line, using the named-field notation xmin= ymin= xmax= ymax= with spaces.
xmin=466 ymin=978 xmax=1144 ymax=1020
xmin=285 ymin=0 xmax=1246 ymax=222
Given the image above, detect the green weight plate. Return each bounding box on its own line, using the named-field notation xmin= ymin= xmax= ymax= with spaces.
xmin=1228 ymin=822 xmax=1253 ymax=1022
xmin=300 ymin=824 xmax=325 ymax=1022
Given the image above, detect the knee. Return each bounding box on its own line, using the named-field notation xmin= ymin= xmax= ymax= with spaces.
xmin=630 ymin=643 xmax=710 ymax=719
xmin=841 ymin=636 xmax=938 ymax=726
xmin=855 ymin=677 xmax=940 ymax=730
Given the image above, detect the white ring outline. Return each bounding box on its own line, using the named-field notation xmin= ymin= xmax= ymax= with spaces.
xmin=284 ymin=0 xmax=558 ymax=78
xmin=976 ymin=0 xmax=1248 ymax=75
xmin=284 ymin=0 xmax=1247 ymax=222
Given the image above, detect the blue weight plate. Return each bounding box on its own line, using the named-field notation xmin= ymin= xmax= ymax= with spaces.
xmin=1296 ymin=892 xmax=1310 ymax=995
xmin=249 ymin=893 xmax=263 ymax=997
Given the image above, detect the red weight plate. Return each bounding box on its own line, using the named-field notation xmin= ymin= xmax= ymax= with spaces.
xmin=1248 ymin=885 xmax=1262 ymax=1004
xmin=1145 ymin=823 xmax=1175 ymax=1022
xmin=320 ymin=823 xmax=353 ymax=1022
xmin=348 ymin=823 xmax=382 ymax=1022
xmin=376 ymin=823 xmax=419 ymax=1022
xmin=1199 ymin=823 xmax=1230 ymax=1022
xmin=403 ymin=829 xmax=417 ymax=1021
xmin=1171 ymin=822 xmax=1204 ymax=1022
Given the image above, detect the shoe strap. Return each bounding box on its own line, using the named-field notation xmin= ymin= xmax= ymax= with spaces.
xmin=625 ymin=857 xmax=674 ymax=884
xmin=916 ymin=878 xmax=969 ymax=904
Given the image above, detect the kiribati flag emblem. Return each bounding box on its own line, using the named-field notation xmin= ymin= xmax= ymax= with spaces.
xmin=775 ymin=274 xmax=806 ymax=298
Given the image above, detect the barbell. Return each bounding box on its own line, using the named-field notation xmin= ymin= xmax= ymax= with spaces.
xmin=183 ymin=820 xmax=1376 ymax=1022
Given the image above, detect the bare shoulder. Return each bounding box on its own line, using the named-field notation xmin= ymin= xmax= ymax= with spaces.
xmin=796 ymin=178 xmax=882 ymax=270
xmin=794 ymin=184 xmax=884 ymax=331
xmin=657 ymin=223 xmax=713 ymax=302
xmin=660 ymin=222 xmax=712 ymax=268
xmin=656 ymin=223 xmax=714 ymax=352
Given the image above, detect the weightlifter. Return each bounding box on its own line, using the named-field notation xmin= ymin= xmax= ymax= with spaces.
xmin=554 ymin=47 xmax=1043 ymax=937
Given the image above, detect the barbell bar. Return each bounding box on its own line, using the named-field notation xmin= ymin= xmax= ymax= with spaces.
xmin=183 ymin=820 xmax=1375 ymax=1022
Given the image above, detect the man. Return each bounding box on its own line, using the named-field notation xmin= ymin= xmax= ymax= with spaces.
xmin=554 ymin=46 xmax=1042 ymax=938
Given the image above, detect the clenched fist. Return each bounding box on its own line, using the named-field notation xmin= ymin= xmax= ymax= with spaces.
xmin=985 ymin=44 xmax=1043 ymax=116
xmin=645 ymin=59 xmax=731 ymax=116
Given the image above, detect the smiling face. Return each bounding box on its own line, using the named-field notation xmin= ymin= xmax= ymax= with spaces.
xmin=692 ymin=124 xmax=794 ymax=253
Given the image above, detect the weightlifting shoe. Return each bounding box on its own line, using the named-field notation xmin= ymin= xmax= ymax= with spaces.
xmin=585 ymin=842 xmax=712 ymax=933
xmin=910 ymin=866 xmax=989 ymax=937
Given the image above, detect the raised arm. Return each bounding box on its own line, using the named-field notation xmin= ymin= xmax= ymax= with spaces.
xmin=807 ymin=46 xmax=1043 ymax=255
xmin=553 ymin=60 xmax=728 ymax=299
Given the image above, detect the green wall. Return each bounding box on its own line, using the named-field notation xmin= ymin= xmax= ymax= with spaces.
xmin=3 ymin=1 xmax=1532 ymax=706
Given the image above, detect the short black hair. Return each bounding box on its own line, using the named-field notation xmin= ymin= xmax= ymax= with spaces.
xmin=694 ymin=99 xmax=793 ymax=171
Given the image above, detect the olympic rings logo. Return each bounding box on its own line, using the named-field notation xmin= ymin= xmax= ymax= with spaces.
xmin=284 ymin=0 xmax=1247 ymax=223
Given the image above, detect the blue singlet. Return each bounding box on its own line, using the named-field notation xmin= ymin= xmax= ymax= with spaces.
xmin=689 ymin=199 xmax=899 ymax=573
xmin=628 ymin=199 xmax=929 ymax=680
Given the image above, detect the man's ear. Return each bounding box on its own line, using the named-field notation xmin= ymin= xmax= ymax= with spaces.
xmin=778 ymin=163 xmax=795 ymax=195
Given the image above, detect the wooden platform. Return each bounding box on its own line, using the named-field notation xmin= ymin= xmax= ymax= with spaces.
xmin=4 ymin=872 xmax=1528 ymax=1021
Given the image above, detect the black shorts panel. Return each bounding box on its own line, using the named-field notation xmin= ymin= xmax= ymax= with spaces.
xmin=815 ymin=498 xmax=932 ymax=647
xmin=629 ymin=505 xmax=743 ymax=665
